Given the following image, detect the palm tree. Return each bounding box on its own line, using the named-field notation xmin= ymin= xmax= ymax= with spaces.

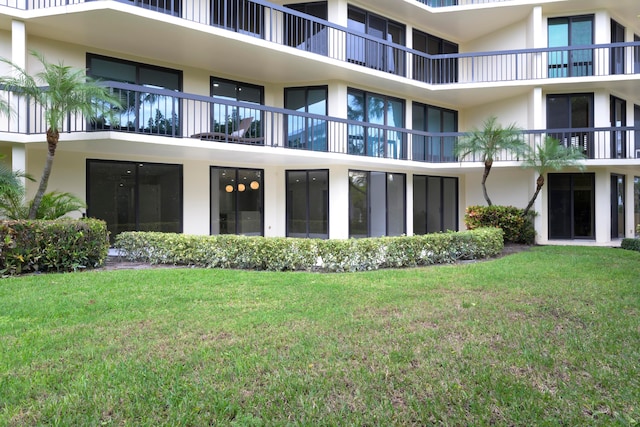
xmin=521 ymin=136 xmax=586 ymax=216
xmin=455 ymin=116 xmax=527 ymax=206
xmin=0 ymin=51 xmax=122 ymax=219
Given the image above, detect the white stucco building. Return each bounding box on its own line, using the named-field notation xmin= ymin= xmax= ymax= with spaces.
xmin=1 ymin=0 xmax=638 ymax=244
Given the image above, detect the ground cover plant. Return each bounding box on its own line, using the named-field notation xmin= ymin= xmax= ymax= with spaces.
xmin=1 ymin=246 xmax=638 ymax=425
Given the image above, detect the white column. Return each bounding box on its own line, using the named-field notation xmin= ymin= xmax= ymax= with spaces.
xmin=11 ymin=20 xmax=27 ymax=134
xmin=329 ymin=165 xmax=349 ymax=239
xmin=405 ymin=173 xmax=413 ymax=236
xmin=594 ymin=170 xmax=611 ymax=244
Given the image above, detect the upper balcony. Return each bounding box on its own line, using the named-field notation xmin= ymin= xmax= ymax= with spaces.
xmin=2 ymin=0 xmax=639 ymax=97
xmin=1 ymin=81 xmax=638 ymax=164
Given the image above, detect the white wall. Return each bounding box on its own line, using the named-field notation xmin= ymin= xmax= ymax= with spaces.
xmin=463 ymin=168 xmax=532 ymax=210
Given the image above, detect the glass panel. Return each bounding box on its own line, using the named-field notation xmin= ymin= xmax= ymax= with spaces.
xmin=211 ymin=79 xmax=263 ymax=140
xmin=413 ymin=175 xmax=427 ymax=234
xmin=137 ymin=163 xmax=182 ymax=233
xmin=369 ymin=172 xmax=386 ymax=236
xmin=412 ymin=104 xmax=426 ymax=162
xmin=349 ymin=171 xmax=368 ymax=238
xmin=442 ymin=110 xmax=456 ymax=162
xmin=442 ymin=177 xmax=457 ymax=231
xmin=548 ymin=174 xmax=572 ymax=239
xmin=308 ymin=88 xmax=327 ymax=151
xmin=367 ymin=95 xmax=384 ymax=158
xmin=88 ymin=161 xmax=136 ymax=242
xmin=635 ymin=34 xmax=640 ymax=74
xmin=286 ymin=88 xmax=306 ymax=148
xmin=611 ymin=20 xmax=625 ymax=75
xmin=611 ymin=175 xmax=625 ymax=238
xmin=387 ymin=173 xmax=405 ymax=236
xmin=570 ymin=18 xmax=593 ymax=77
xmin=426 ymin=176 xmax=441 ymax=233
xmin=347 ymin=90 xmax=365 ymax=155
xmin=387 ymin=98 xmax=404 ymax=159
xmin=573 ymin=174 xmax=594 ymax=238
xmin=89 ymin=58 xmax=136 ymax=83
xmin=428 ymin=107 xmax=441 ymax=162
xmin=308 ymin=170 xmax=329 ymax=238
xmin=548 ymin=19 xmax=569 ymax=77
xmin=287 ymin=171 xmax=308 ymax=237
xmin=611 ymin=97 xmax=626 ymax=159
xmin=236 ymin=169 xmax=262 ymax=235
xmin=212 ymin=168 xmax=236 ymax=235
xmin=347 ymin=8 xmax=366 ymax=65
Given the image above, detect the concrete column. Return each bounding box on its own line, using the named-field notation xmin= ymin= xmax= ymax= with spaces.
xmin=329 ymin=165 xmax=349 ymax=239
xmin=11 ymin=20 xmax=27 ymax=134
xmin=594 ymin=169 xmax=611 ymax=244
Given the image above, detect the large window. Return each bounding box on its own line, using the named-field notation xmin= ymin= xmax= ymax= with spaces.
xmin=611 ymin=174 xmax=625 ymax=239
xmin=548 ymin=173 xmax=595 ymax=239
xmin=413 ymin=175 xmax=458 ymax=234
xmin=87 ymin=160 xmax=182 ymax=241
xmin=211 ymin=77 xmax=263 ymax=143
xmin=284 ymin=2 xmax=328 ymax=55
xmin=412 ymin=102 xmax=457 ymax=162
xmin=348 ymin=88 xmax=405 ymax=159
xmin=286 ymin=170 xmax=329 ymax=238
xmin=349 ymin=171 xmax=405 ymax=238
xmin=546 ymin=93 xmax=594 ymax=157
xmin=347 ymin=6 xmax=405 ymax=76
xmin=211 ymin=167 xmax=263 ymax=235
xmin=548 ymin=15 xmax=593 ymax=77
xmin=412 ymin=29 xmax=458 ymax=84
xmin=87 ymin=54 xmax=182 ymax=136
xmin=212 ymin=0 xmax=263 ymax=38
xmin=285 ymin=86 xmax=327 ymax=151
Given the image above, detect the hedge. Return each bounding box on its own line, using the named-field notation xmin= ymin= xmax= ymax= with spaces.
xmin=621 ymin=238 xmax=640 ymax=252
xmin=465 ymin=205 xmax=535 ymax=244
xmin=0 ymin=219 xmax=109 ymax=275
xmin=113 ymin=227 xmax=504 ymax=272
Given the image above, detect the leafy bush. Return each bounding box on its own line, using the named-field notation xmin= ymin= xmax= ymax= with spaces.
xmin=113 ymin=228 xmax=504 ymax=273
xmin=465 ymin=205 xmax=535 ymax=244
xmin=0 ymin=218 xmax=109 ymax=275
xmin=621 ymin=238 xmax=640 ymax=252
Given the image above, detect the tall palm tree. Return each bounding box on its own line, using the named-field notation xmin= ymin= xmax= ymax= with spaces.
xmin=0 ymin=51 xmax=122 ymax=219
xmin=521 ymin=136 xmax=586 ymax=216
xmin=454 ymin=116 xmax=526 ymax=206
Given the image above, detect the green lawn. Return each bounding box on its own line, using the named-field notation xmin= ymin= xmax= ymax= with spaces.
xmin=1 ymin=246 xmax=639 ymax=426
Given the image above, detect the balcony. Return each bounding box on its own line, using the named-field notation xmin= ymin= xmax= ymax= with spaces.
xmin=4 ymin=0 xmax=639 ymax=86
xmin=1 ymin=82 xmax=638 ymax=163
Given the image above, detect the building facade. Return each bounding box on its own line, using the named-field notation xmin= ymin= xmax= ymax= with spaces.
xmin=0 ymin=0 xmax=639 ymax=244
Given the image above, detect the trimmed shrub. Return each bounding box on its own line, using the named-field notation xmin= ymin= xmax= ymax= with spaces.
xmin=0 ymin=219 xmax=109 ymax=275
xmin=113 ymin=227 xmax=504 ymax=273
xmin=465 ymin=205 xmax=535 ymax=244
xmin=621 ymin=238 xmax=640 ymax=252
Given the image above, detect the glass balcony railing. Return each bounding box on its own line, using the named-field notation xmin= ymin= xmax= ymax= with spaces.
xmin=4 ymin=0 xmax=639 ymax=84
xmin=2 ymin=82 xmax=638 ymax=162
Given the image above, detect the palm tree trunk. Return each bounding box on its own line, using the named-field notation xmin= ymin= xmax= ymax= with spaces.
xmin=481 ymin=161 xmax=493 ymax=206
xmin=523 ymin=175 xmax=545 ymax=217
xmin=28 ymin=128 xmax=58 ymax=219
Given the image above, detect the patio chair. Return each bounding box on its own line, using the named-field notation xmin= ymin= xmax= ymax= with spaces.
xmin=191 ymin=117 xmax=263 ymax=144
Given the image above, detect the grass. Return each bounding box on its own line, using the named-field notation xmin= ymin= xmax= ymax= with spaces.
xmin=0 ymin=246 xmax=639 ymax=426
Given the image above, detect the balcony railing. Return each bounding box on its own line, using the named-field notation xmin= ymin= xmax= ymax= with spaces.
xmin=4 ymin=0 xmax=640 ymax=84
xmin=1 ymin=82 xmax=639 ymax=162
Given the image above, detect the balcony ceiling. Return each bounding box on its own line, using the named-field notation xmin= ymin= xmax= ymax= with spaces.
xmin=345 ymin=0 xmax=640 ymax=43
